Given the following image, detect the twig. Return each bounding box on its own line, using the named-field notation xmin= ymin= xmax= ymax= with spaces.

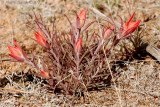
xmin=105 ymin=57 xmax=122 ymax=107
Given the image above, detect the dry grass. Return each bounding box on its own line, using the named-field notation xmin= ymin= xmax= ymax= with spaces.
xmin=0 ymin=0 xmax=160 ymax=106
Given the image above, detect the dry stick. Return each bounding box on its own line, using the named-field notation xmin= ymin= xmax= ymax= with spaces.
xmin=103 ymin=40 xmax=123 ymax=106
xmin=106 ymin=57 xmax=122 ymax=107
xmin=90 ymin=7 xmax=120 ymax=27
xmin=146 ymin=45 xmax=160 ymax=62
xmin=0 ymin=87 xmax=29 ymax=94
xmin=101 ymin=42 xmax=123 ymax=106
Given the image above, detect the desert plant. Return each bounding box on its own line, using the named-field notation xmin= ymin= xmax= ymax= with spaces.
xmin=8 ymin=9 xmax=141 ymax=95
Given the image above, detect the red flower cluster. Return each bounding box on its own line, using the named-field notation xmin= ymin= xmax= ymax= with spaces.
xmin=78 ymin=9 xmax=88 ymax=28
xmin=8 ymin=40 xmax=28 ymax=62
xmin=35 ymin=27 xmax=49 ymax=48
xmin=123 ymin=13 xmax=141 ymax=36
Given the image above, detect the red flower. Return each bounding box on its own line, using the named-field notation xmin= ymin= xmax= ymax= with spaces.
xmin=40 ymin=70 xmax=50 ymax=79
xmin=75 ymin=38 xmax=82 ymax=53
xmin=78 ymin=9 xmax=88 ymax=27
xmin=8 ymin=40 xmax=27 ymax=62
xmin=35 ymin=28 xmax=48 ymax=48
xmin=123 ymin=13 xmax=141 ymax=36
xmin=79 ymin=9 xmax=88 ymax=20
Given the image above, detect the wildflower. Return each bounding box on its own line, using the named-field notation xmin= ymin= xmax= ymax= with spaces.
xmin=78 ymin=9 xmax=88 ymax=28
xmin=8 ymin=40 xmax=28 ymax=62
xmin=35 ymin=28 xmax=48 ymax=48
xmin=75 ymin=38 xmax=82 ymax=53
xmin=104 ymin=24 xmax=115 ymax=39
xmin=123 ymin=13 xmax=141 ymax=36
xmin=40 ymin=70 xmax=50 ymax=79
